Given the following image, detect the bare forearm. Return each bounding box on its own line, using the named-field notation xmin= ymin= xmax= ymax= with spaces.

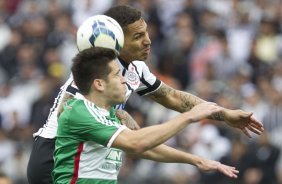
xmin=129 ymin=144 xmax=201 ymax=166
xmin=175 ymin=92 xmax=226 ymax=121
xmin=149 ymin=84 xmax=226 ymax=121
xmin=176 ymin=91 xmax=206 ymax=112
xmin=128 ymin=144 xmax=239 ymax=179
xmin=149 ymin=84 xmax=205 ymax=113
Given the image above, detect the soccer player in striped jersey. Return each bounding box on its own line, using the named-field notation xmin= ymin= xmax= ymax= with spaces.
xmin=104 ymin=5 xmax=262 ymax=138
xmin=53 ymin=47 xmax=239 ymax=184
xmin=27 ymin=5 xmax=264 ymax=184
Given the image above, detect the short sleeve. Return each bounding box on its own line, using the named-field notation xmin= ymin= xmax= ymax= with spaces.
xmin=61 ymin=99 xmax=126 ymax=147
xmin=133 ymin=61 xmax=162 ymax=96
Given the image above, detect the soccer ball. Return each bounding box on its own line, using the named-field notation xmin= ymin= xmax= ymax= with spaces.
xmin=76 ymin=15 xmax=124 ymax=53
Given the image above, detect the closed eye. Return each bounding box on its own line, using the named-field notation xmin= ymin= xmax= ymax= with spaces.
xmin=115 ymin=69 xmax=121 ymax=75
xmin=134 ymin=33 xmax=144 ymax=40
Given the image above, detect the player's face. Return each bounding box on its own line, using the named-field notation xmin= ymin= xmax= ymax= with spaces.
xmin=120 ymin=18 xmax=151 ymax=63
xmin=104 ymin=60 xmax=127 ymax=105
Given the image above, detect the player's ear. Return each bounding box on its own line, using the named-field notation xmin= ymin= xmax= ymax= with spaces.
xmin=93 ymin=79 xmax=105 ymax=92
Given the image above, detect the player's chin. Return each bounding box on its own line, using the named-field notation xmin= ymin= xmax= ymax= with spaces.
xmin=140 ymin=53 xmax=149 ymax=61
xmin=116 ymin=95 xmax=126 ymax=104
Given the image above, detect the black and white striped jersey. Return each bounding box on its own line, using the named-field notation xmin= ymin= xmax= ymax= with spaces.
xmin=115 ymin=57 xmax=161 ymax=109
xmin=34 ymin=58 xmax=162 ymax=139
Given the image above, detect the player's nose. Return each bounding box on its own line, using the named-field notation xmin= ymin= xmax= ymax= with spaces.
xmin=144 ymin=32 xmax=151 ymax=46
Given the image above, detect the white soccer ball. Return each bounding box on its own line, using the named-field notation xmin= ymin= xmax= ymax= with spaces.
xmin=76 ymin=15 xmax=124 ymax=53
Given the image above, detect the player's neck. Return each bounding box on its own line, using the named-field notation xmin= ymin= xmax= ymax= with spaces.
xmin=84 ymin=93 xmax=111 ymax=111
xmin=119 ymin=54 xmax=131 ymax=64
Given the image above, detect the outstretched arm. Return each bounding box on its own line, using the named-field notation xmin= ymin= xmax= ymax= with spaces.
xmin=112 ymin=102 xmax=223 ymax=153
xmin=148 ymin=83 xmax=264 ymax=137
xmin=128 ymin=144 xmax=238 ymax=178
xmin=114 ymin=105 xmax=238 ymax=178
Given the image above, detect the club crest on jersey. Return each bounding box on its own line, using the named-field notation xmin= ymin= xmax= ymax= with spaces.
xmin=127 ymin=71 xmax=137 ymax=82
xmin=126 ymin=71 xmax=140 ymax=86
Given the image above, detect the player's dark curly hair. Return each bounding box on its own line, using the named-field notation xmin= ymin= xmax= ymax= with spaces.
xmin=104 ymin=5 xmax=142 ymax=31
xmin=71 ymin=47 xmax=117 ymax=95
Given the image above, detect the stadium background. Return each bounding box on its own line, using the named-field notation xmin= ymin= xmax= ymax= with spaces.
xmin=0 ymin=0 xmax=281 ymax=183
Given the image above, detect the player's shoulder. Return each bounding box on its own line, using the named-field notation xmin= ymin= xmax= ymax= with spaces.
xmin=130 ymin=60 xmax=151 ymax=74
xmin=63 ymin=98 xmax=85 ymax=114
xmin=62 ymin=98 xmax=94 ymax=120
xmin=131 ymin=60 xmax=147 ymax=67
xmin=64 ymin=98 xmax=81 ymax=114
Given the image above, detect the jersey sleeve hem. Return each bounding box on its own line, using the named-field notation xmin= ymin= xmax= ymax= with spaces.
xmin=107 ymin=125 xmax=127 ymax=148
xmin=137 ymin=80 xmax=162 ymax=96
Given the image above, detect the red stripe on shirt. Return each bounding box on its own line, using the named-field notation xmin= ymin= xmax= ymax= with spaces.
xmin=70 ymin=143 xmax=84 ymax=184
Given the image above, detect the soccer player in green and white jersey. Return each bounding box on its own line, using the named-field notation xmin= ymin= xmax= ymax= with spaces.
xmin=53 ymin=47 xmax=240 ymax=184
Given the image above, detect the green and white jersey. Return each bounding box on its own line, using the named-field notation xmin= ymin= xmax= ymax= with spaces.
xmin=53 ymin=98 xmax=127 ymax=184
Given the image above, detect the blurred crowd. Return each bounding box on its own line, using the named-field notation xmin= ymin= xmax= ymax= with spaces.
xmin=0 ymin=0 xmax=281 ymax=184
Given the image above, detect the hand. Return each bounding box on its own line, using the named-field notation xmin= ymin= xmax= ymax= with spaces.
xmin=224 ymin=109 xmax=264 ymax=138
xmin=196 ymin=157 xmax=239 ymax=178
xmin=189 ymin=102 xmax=224 ymax=122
